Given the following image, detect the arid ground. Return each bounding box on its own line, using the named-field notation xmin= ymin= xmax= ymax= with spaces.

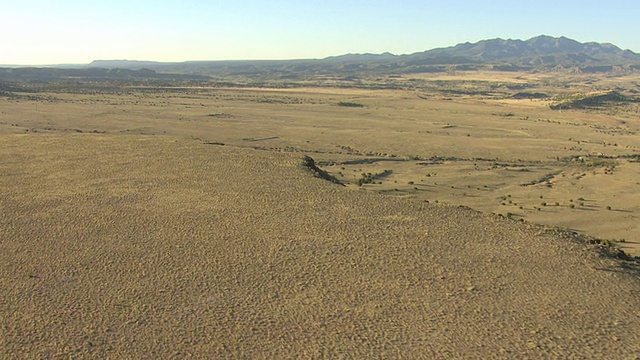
xmin=2 ymin=71 xmax=639 ymax=255
xmin=1 ymin=71 xmax=639 ymax=357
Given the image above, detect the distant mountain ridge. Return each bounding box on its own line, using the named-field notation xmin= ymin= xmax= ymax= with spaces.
xmin=401 ymin=35 xmax=638 ymax=66
xmin=2 ymin=36 xmax=639 ymax=81
xmin=79 ymin=35 xmax=640 ymax=75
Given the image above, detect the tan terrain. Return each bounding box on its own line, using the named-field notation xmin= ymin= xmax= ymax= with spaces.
xmin=1 ymin=72 xmax=639 ymax=255
xmin=1 ymin=135 xmax=639 ymax=358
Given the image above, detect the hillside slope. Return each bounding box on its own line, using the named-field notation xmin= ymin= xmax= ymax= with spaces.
xmin=412 ymin=35 xmax=639 ymax=66
xmin=1 ymin=135 xmax=638 ymax=358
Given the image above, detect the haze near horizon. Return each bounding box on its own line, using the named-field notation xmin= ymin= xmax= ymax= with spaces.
xmin=2 ymin=0 xmax=639 ymax=65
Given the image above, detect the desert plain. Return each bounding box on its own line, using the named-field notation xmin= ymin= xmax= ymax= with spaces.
xmin=1 ymin=70 xmax=639 ymax=357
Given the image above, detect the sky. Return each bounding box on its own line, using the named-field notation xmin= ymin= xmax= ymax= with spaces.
xmin=1 ymin=0 xmax=639 ymax=65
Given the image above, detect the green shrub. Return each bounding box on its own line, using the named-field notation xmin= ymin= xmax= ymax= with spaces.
xmin=337 ymin=101 xmax=365 ymax=108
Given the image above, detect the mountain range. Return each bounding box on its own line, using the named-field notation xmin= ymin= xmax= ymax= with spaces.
xmin=349 ymin=35 xmax=639 ymax=66
xmin=2 ymin=35 xmax=639 ymax=81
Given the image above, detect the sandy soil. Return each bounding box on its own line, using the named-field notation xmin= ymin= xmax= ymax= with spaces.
xmin=2 ymin=79 xmax=639 ymax=256
xmin=1 ymin=135 xmax=638 ymax=358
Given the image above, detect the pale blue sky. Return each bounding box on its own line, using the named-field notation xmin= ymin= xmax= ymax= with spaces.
xmin=1 ymin=0 xmax=638 ymax=65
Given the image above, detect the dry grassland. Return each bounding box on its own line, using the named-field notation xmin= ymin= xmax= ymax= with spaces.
xmin=1 ymin=135 xmax=639 ymax=358
xmin=2 ymin=70 xmax=639 ymax=257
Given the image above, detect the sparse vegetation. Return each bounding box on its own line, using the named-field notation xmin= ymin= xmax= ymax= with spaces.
xmin=356 ymin=170 xmax=392 ymax=186
xmin=550 ymin=91 xmax=633 ymax=110
xmin=337 ymin=101 xmax=365 ymax=107
xmin=2 ymin=68 xmax=640 ymax=358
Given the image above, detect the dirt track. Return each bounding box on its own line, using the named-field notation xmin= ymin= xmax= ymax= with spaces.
xmin=1 ymin=135 xmax=638 ymax=358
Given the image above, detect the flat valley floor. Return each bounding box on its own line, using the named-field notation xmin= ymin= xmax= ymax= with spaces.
xmin=1 ymin=71 xmax=639 ymax=357
xmin=2 ymin=71 xmax=639 ymax=256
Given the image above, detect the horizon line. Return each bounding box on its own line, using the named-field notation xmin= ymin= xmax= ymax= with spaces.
xmin=3 ymin=35 xmax=638 ymax=68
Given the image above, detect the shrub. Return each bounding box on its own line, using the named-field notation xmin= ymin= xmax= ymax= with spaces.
xmin=337 ymin=101 xmax=365 ymax=108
